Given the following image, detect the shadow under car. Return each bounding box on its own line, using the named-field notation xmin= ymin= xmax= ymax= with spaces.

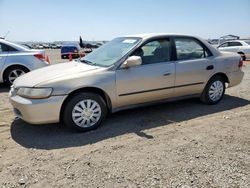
xmin=10 ymin=94 xmax=250 ymax=150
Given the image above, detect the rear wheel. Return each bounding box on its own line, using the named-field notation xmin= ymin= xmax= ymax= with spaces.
xmin=62 ymin=92 xmax=107 ymax=132
xmin=200 ymin=76 xmax=225 ymax=105
xmin=4 ymin=66 xmax=29 ymax=86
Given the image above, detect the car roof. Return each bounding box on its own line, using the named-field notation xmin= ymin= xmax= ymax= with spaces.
xmin=222 ymin=40 xmax=246 ymax=43
xmin=125 ymin=33 xmax=197 ymax=39
xmin=0 ymin=38 xmax=29 ymax=51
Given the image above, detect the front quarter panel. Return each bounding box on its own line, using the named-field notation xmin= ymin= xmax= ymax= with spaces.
xmin=37 ymin=69 xmax=118 ymax=108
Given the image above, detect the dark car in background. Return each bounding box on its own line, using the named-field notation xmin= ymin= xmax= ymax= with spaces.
xmin=61 ymin=44 xmax=81 ymax=59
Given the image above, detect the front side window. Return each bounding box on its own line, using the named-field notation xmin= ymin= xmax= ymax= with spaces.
xmin=132 ymin=39 xmax=171 ymax=65
xmin=175 ymin=38 xmax=211 ymax=61
xmin=218 ymin=42 xmax=229 ymax=48
xmin=80 ymin=37 xmax=141 ymax=67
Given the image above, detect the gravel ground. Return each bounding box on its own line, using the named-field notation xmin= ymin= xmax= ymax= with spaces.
xmin=0 ymin=55 xmax=250 ymax=187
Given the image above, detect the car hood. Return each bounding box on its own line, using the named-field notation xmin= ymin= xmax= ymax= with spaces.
xmin=14 ymin=61 xmax=101 ymax=87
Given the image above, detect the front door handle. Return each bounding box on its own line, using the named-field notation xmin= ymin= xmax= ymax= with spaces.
xmin=206 ymin=65 xmax=214 ymax=70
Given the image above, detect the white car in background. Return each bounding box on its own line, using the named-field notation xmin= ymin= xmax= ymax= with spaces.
xmin=217 ymin=40 xmax=250 ymax=61
xmin=0 ymin=38 xmax=49 ymax=85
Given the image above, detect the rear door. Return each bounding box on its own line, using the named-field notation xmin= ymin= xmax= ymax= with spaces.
xmin=173 ymin=37 xmax=215 ymax=97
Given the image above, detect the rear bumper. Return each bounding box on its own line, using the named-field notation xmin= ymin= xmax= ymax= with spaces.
xmin=9 ymin=95 xmax=67 ymax=124
xmin=228 ymin=70 xmax=244 ymax=87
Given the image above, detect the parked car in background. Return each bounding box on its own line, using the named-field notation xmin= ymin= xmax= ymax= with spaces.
xmin=61 ymin=44 xmax=81 ymax=59
xmin=36 ymin=44 xmax=44 ymax=49
xmin=10 ymin=33 xmax=244 ymax=132
xmin=50 ymin=43 xmax=59 ymax=49
xmin=0 ymin=38 xmax=49 ymax=85
xmin=217 ymin=40 xmax=250 ymax=60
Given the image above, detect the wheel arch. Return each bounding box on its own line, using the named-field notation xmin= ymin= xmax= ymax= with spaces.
xmin=60 ymin=87 xmax=112 ymax=121
xmin=208 ymin=72 xmax=229 ymax=84
xmin=2 ymin=64 xmax=30 ymax=82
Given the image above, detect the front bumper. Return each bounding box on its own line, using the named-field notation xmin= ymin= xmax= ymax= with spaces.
xmin=9 ymin=95 xmax=67 ymax=124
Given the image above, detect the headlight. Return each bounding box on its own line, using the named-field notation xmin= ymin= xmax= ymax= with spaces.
xmin=17 ymin=87 xmax=53 ymax=99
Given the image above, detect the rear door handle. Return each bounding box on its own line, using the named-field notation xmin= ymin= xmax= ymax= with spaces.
xmin=163 ymin=72 xmax=171 ymax=76
xmin=206 ymin=65 xmax=214 ymax=70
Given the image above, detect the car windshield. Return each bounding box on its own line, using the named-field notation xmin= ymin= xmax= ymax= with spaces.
xmin=80 ymin=37 xmax=141 ymax=67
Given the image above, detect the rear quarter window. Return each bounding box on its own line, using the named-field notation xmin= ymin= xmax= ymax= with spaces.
xmin=0 ymin=43 xmax=18 ymax=52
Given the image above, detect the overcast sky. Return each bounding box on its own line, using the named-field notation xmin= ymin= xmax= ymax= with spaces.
xmin=0 ymin=0 xmax=250 ymax=42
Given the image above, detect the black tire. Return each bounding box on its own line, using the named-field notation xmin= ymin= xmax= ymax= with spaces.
xmin=62 ymin=92 xmax=107 ymax=132
xmin=200 ymin=76 xmax=225 ymax=105
xmin=238 ymin=52 xmax=246 ymax=61
xmin=3 ymin=66 xmax=29 ymax=86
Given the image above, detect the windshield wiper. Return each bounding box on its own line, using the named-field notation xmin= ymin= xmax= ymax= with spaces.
xmin=79 ymin=59 xmax=96 ymax=66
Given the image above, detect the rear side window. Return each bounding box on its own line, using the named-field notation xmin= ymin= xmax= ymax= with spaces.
xmin=228 ymin=42 xmax=242 ymax=47
xmin=174 ymin=38 xmax=211 ymax=61
xmin=0 ymin=43 xmax=18 ymax=52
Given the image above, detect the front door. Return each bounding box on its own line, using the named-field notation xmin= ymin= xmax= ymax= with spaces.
xmin=116 ymin=38 xmax=175 ymax=108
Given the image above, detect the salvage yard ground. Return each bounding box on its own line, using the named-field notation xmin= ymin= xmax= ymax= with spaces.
xmin=0 ymin=50 xmax=250 ymax=187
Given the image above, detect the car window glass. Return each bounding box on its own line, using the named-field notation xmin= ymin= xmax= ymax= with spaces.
xmin=228 ymin=42 xmax=242 ymax=47
xmin=175 ymin=38 xmax=209 ymax=61
xmin=218 ymin=42 xmax=229 ymax=48
xmin=0 ymin=43 xmax=17 ymax=52
xmin=132 ymin=39 xmax=171 ymax=65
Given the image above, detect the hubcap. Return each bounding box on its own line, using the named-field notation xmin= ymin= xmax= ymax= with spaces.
xmin=8 ymin=69 xmax=26 ymax=84
xmin=208 ymin=80 xmax=224 ymax=102
xmin=72 ymin=99 xmax=101 ymax=128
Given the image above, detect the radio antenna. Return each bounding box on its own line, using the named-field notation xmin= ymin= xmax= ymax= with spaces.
xmin=4 ymin=31 xmax=10 ymax=39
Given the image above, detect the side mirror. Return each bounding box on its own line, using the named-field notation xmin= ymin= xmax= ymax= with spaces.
xmin=121 ymin=56 xmax=142 ymax=68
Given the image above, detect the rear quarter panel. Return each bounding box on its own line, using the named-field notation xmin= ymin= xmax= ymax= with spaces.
xmin=215 ymin=52 xmax=241 ymax=73
xmin=1 ymin=52 xmax=48 ymax=82
xmin=213 ymin=52 xmax=243 ymax=87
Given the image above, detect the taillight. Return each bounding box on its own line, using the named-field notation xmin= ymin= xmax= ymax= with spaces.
xmin=239 ymin=59 xmax=243 ymax=68
xmin=34 ymin=54 xmax=45 ymax=60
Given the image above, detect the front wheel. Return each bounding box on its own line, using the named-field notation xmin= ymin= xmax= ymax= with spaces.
xmin=200 ymin=76 xmax=225 ymax=105
xmin=62 ymin=92 xmax=107 ymax=132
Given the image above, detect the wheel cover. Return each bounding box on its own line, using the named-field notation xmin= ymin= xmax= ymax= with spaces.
xmin=72 ymin=99 xmax=101 ymax=128
xmin=208 ymin=80 xmax=224 ymax=102
xmin=8 ymin=69 xmax=26 ymax=84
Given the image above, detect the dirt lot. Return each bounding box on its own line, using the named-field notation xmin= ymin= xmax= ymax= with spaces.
xmin=0 ymin=55 xmax=250 ymax=187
